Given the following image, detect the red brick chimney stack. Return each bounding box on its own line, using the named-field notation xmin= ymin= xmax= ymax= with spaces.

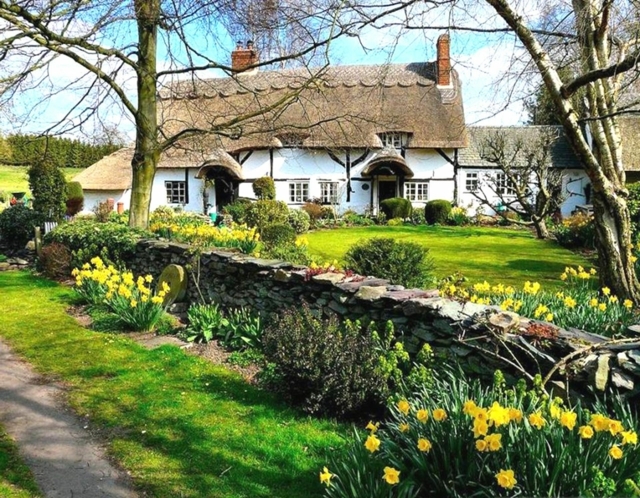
xmin=231 ymin=40 xmax=258 ymax=73
xmin=436 ymin=34 xmax=451 ymax=86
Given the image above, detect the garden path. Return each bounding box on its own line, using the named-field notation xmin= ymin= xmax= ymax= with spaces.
xmin=0 ymin=339 xmax=138 ymax=498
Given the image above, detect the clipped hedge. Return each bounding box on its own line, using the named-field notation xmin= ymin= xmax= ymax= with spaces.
xmin=245 ymin=200 xmax=289 ymax=233
xmin=252 ymin=177 xmax=276 ymax=200
xmin=380 ymin=197 xmax=412 ymax=219
xmin=261 ymin=223 xmax=296 ymax=249
xmin=425 ymin=199 xmax=452 ymax=225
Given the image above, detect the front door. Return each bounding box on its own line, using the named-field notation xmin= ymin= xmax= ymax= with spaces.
xmin=378 ymin=180 xmax=397 ymax=204
xmin=214 ymin=178 xmax=236 ymax=212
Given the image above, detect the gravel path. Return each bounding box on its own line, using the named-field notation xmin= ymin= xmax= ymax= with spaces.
xmin=0 ymin=339 xmax=138 ymax=498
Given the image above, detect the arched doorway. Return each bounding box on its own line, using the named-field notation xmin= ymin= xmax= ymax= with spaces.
xmin=361 ymin=145 xmax=414 ymax=213
xmin=195 ymin=151 xmax=244 ymax=214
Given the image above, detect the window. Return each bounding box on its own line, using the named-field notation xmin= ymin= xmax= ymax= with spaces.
xmin=165 ymin=181 xmax=187 ymax=204
xmin=404 ymin=182 xmax=429 ymax=202
xmin=496 ymin=173 xmax=517 ymax=196
xmin=320 ymin=182 xmax=339 ymax=204
xmin=289 ymin=182 xmax=309 ymax=203
xmin=378 ymin=132 xmax=410 ymax=150
xmin=465 ymin=172 xmax=478 ymax=192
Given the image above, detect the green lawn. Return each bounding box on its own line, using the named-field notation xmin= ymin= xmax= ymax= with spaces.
xmin=0 ymin=271 xmax=345 ymax=498
xmin=0 ymin=428 xmax=42 ymax=498
xmin=305 ymin=225 xmax=592 ymax=289
xmin=0 ymin=165 xmax=80 ymax=193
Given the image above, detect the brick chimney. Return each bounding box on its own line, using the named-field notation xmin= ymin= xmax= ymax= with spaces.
xmin=231 ymin=40 xmax=259 ymax=73
xmin=436 ymin=34 xmax=451 ymax=86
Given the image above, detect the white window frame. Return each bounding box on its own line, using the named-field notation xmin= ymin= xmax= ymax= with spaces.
xmin=379 ymin=132 xmax=410 ymax=150
xmin=165 ymin=180 xmax=187 ymax=204
xmin=465 ymin=172 xmax=479 ymax=192
xmin=496 ymin=173 xmax=517 ymax=196
xmin=404 ymin=182 xmax=429 ymax=202
xmin=288 ymin=182 xmax=309 ymax=203
xmin=319 ymin=181 xmax=339 ymax=204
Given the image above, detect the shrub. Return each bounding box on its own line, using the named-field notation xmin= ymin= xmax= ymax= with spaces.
xmin=387 ymin=217 xmax=404 ymax=226
xmin=345 ymin=237 xmax=434 ymax=288
xmin=38 ymin=242 xmax=72 ymax=279
xmin=252 ymin=176 xmax=276 ymax=200
xmin=184 ymin=303 xmax=226 ymax=343
xmin=262 ymin=305 xmax=390 ymax=418
xmin=92 ymin=200 xmax=113 ymax=222
xmin=448 ymin=206 xmax=470 ymax=226
xmin=343 ymin=211 xmax=374 ymax=226
xmin=218 ymin=307 xmax=263 ymax=350
xmin=322 ymin=371 xmax=640 ymax=498
xmin=222 ymin=198 xmax=253 ymax=225
xmin=409 ymin=209 xmax=426 ymax=225
xmin=261 ymin=223 xmax=296 ymax=249
xmin=302 ymin=201 xmax=324 ymax=221
xmin=44 ymin=219 xmax=148 ymax=268
xmin=380 ymin=197 xmax=412 ymax=219
xmin=65 ymin=181 xmax=84 ymax=217
xmin=424 ymin=199 xmax=452 ymax=225
xmin=0 ymin=205 xmax=42 ymax=249
xmin=245 ymin=200 xmax=289 ymax=233
xmin=287 ymin=208 xmax=311 ymax=234
xmin=552 ymin=213 xmax=595 ymax=249
xmin=261 ymin=242 xmax=312 ymax=266
xmin=28 ymin=158 xmax=67 ymax=221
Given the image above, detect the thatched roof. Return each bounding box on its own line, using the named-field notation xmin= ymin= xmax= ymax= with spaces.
xmin=361 ymin=145 xmax=414 ymax=177
xmin=159 ymin=62 xmax=468 ymax=152
xmin=195 ymin=149 xmax=244 ymax=180
xmin=458 ymin=126 xmax=583 ymax=169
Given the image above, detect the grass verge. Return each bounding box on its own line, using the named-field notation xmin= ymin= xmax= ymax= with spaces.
xmin=305 ymin=225 xmax=592 ymax=288
xmin=0 ymin=271 xmax=345 ymax=498
xmin=0 ymin=428 xmax=42 ymax=498
xmin=0 ymin=165 xmax=80 ymax=193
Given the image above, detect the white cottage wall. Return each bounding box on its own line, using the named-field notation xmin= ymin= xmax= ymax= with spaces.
xmin=150 ymin=168 xmax=204 ymax=214
xmin=81 ymin=189 xmax=130 ymax=213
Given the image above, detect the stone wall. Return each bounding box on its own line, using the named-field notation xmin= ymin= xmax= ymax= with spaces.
xmin=130 ymin=239 xmax=640 ymax=398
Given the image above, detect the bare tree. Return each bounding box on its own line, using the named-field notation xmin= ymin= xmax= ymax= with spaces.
xmin=471 ymin=129 xmax=565 ymax=239
xmin=0 ymin=0 xmax=365 ymax=228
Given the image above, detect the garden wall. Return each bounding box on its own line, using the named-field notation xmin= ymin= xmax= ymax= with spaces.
xmin=130 ymin=239 xmax=640 ymax=398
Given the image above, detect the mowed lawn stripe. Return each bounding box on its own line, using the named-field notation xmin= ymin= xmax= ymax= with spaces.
xmin=305 ymin=225 xmax=591 ymax=288
xmin=0 ymin=271 xmax=344 ymax=498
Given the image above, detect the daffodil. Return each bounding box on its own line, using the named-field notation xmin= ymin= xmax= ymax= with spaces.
xmin=417 ymin=438 xmax=432 ymax=452
xmin=416 ymin=409 xmax=429 ymax=423
xmin=495 ymin=469 xmax=517 ymax=489
xmin=364 ymin=434 xmax=380 ymax=453
xmin=528 ymin=412 xmax=546 ymax=430
xmin=399 ymin=423 xmax=410 ymax=433
xmin=366 ymin=421 xmax=379 ymax=433
xmin=578 ymin=425 xmax=594 ymax=439
xmin=383 ymin=467 xmax=400 ymax=485
xmin=433 ymin=408 xmax=447 ymax=422
xmin=397 ymin=399 xmax=410 ymax=415
xmin=621 ymin=431 xmax=638 ymax=445
xmin=609 ymin=445 xmax=623 ymax=460
xmin=319 ymin=467 xmax=332 ymax=485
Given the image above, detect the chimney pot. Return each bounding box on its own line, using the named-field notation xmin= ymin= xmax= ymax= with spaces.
xmin=247 ymin=40 xmax=254 ymax=50
xmin=231 ymin=40 xmax=259 ymax=73
xmin=436 ymin=34 xmax=451 ymax=87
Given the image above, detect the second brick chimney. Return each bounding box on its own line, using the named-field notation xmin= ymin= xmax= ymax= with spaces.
xmin=436 ymin=34 xmax=451 ymax=86
xmin=231 ymin=40 xmax=258 ymax=73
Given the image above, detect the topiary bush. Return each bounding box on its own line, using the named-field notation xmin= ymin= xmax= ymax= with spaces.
xmin=44 ymin=219 xmax=149 ymax=267
xmin=65 ymin=181 xmax=84 ymax=217
xmin=0 ymin=205 xmax=42 ymax=249
xmin=380 ymin=197 xmax=412 ymax=219
xmin=260 ymin=223 xmax=296 ymax=249
xmin=37 ymin=242 xmax=72 ymax=279
xmin=245 ymin=200 xmax=289 ymax=233
xmin=287 ymin=208 xmax=310 ymax=234
xmin=252 ymin=176 xmax=276 ymax=200
xmin=222 ymin=198 xmax=253 ymax=225
xmin=28 ymin=158 xmax=67 ymax=221
xmin=425 ymin=199 xmax=452 ymax=225
xmin=344 ymin=237 xmax=434 ymax=288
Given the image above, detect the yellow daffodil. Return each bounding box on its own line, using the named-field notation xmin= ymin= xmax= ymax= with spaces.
xmin=473 ymin=419 xmax=489 ymax=438
xmin=366 ymin=421 xmax=379 ymax=433
xmin=364 ymin=434 xmax=380 ymax=453
xmin=609 ymin=445 xmax=623 ymax=460
xmin=549 ymin=403 xmax=562 ymax=420
xmin=475 ymin=439 xmax=488 ymax=452
xmin=487 ymin=402 xmax=510 ymax=428
xmin=560 ymin=411 xmax=577 ymax=430
xmin=598 ymin=303 xmax=607 ymax=312
xmin=383 ymin=467 xmax=400 ymax=485
xmin=602 ymin=287 xmax=611 ymax=296
xmin=564 ymin=296 xmax=576 ymax=308
xmin=590 ymin=414 xmax=610 ymax=432
xmin=417 ymin=438 xmax=432 ymax=452
xmin=397 ymin=399 xmax=410 ymax=415
xmin=528 ymin=412 xmax=546 ymax=430
xmin=508 ymin=407 xmax=523 ymax=423
xmin=433 ymin=408 xmax=447 ymax=422
xmin=608 ymin=419 xmax=624 ymax=436
xmin=495 ymin=469 xmax=517 ymax=489
xmin=624 ymin=299 xmax=633 ymax=309
xmin=485 ymin=433 xmax=502 ymax=451
xmin=463 ymin=400 xmax=477 ymax=416
xmin=319 ymin=467 xmax=332 ymax=485
xmin=416 ymin=409 xmax=429 ymax=423
xmin=578 ymin=425 xmax=594 ymax=439
xmin=621 ymin=431 xmax=638 ymax=445
xmin=399 ymin=423 xmax=410 ymax=433
xmin=589 ymin=298 xmax=599 ymax=308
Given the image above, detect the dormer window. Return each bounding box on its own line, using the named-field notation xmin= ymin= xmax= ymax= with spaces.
xmin=277 ymin=132 xmax=308 ymax=147
xmin=378 ymin=132 xmax=410 ymax=150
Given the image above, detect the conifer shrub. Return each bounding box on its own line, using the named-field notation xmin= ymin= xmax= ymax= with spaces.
xmin=65 ymin=181 xmax=84 ymax=216
xmin=380 ymin=197 xmax=412 ymax=219
xmin=424 ymin=199 xmax=452 ymax=225
xmin=252 ymin=176 xmax=276 ymax=200
xmin=28 ymin=158 xmax=67 ymax=221
xmin=344 ymin=237 xmax=434 ymax=288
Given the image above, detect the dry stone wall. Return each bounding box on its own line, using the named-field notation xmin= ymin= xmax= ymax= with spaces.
xmin=130 ymin=239 xmax=640 ymax=399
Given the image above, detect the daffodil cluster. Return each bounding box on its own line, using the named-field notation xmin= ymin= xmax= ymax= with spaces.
xmin=72 ymin=257 xmax=169 ymax=332
xmin=441 ymin=266 xmax=636 ymax=337
xmin=150 ymin=221 xmax=259 ymax=254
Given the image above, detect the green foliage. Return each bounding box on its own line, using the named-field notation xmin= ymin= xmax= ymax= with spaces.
xmin=409 ymin=209 xmax=426 ymax=225
xmin=324 ymin=371 xmax=640 ymax=498
xmin=222 ymin=198 xmax=253 ymax=224
xmin=6 ymin=133 xmax=120 ymax=170
xmin=552 ymin=213 xmax=595 ymax=249
xmin=184 ymin=303 xmax=227 ymax=343
xmin=424 ymin=199 xmax=452 ymax=225
xmin=627 ymin=182 xmax=640 ymax=238
xmin=387 ymin=217 xmax=404 ymax=226
xmin=28 ymin=158 xmax=67 ymax=221
xmin=0 ymin=190 xmax=10 ymax=203
xmin=92 ymin=201 xmax=113 ymax=222
xmin=44 ymin=220 xmax=147 ymax=268
xmin=448 ymin=206 xmax=470 ymax=226
xmin=288 ymin=208 xmax=311 ymax=233
xmin=227 ymin=349 xmax=265 ymax=368
xmin=37 ymin=242 xmax=72 ymax=279
xmin=64 ymin=181 xmax=84 ymax=216
xmin=302 ymin=201 xmax=324 ymax=221
xmin=344 ymin=237 xmax=434 ymax=288
xmin=245 ymin=200 xmax=289 ymax=233
xmin=380 ymin=197 xmax=412 ymax=219
xmin=252 ymin=176 xmax=276 ymax=200
xmin=261 ymin=243 xmax=312 ymax=265
xmin=262 ymin=305 xmax=389 ymax=418
xmin=218 ymin=307 xmax=263 ymax=351
xmin=0 ymin=205 xmax=42 ymax=249
xmin=261 ymin=223 xmax=296 ymax=249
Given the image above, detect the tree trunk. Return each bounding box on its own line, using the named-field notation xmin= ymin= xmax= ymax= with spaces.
xmin=532 ymin=217 xmax=549 ymax=239
xmin=129 ymin=0 xmax=160 ymax=229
